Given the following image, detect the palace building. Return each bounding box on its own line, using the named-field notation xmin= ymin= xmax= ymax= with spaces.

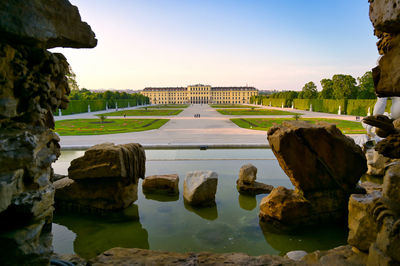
xmin=141 ymin=84 xmax=258 ymax=104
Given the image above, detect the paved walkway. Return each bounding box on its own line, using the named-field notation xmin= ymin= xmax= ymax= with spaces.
xmin=58 ymin=104 xmax=366 ymax=148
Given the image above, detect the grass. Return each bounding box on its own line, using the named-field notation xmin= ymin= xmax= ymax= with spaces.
xmin=55 ymin=119 xmax=169 ymax=136
xmin=230 ymin=118 xmax=365 ymax=134
xmin=98 ymin=109 xmax=182 ymax=116
xmin=143 ymin=104 xmax=189 ymax=109
xmin=210 ymin=104 xmax=259 ymax=108
xmin=217 ymin=109 xmax=301 ymax=115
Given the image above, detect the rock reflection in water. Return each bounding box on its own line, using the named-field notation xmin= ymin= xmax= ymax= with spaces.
xmin=53 ymin=204 xmax=149 ymax=259
xmin=184 ymin=201 xmax=218 ymax=220
xmin=144 ymin=192 xmax=179 ymax=202
xmin=238 ymin=194 xmax=257 ymax=211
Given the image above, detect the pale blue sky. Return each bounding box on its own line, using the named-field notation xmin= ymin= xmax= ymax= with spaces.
xmin=53 ymin=0 xmax=379 ymax=91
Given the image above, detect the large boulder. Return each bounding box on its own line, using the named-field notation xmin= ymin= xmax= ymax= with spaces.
xmin=366 ymin=148 xmax=391 ymax=176
xmin=183 ymin=171 xmax=218 ymax=206
xmin=267 ymin=121 xmax=366 ymax=195
xmin=369 ymin=0 xmax=400 ymax=33
xmin=0 ymin=0 xmax=97 ymax=48
xmin=55 ymin=143 xmax=145 ymax=212
xmin=238 ymin=164 xmax=257 ymax=184
xmin=142 ymin=174 xmax=179 ymax=195
xmin=260 ymin=121 xmax=367 ymax=231
xmin=68 ymin=143 xmax=145 ymax=182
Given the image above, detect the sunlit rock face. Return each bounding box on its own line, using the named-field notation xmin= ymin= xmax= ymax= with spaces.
xmin=260 ymin=121 xmax=367 ymax=231
xmin=0 ymin=0 xmax=96 ymax=265
xmin=55 ymin=143 xmax=146 ymax=212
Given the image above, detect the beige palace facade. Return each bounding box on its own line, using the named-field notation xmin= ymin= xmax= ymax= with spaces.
xmin=141 ymin=84 xmax=258 ymax=104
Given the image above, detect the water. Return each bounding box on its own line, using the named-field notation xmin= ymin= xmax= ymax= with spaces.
xmin=52 ymin=149 xmax=348 ymax=259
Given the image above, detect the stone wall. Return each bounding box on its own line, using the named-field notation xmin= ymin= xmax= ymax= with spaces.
xmin=0 ymin=1 xmax=96 ymax=265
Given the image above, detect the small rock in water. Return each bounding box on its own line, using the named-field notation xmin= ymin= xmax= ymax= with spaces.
xmin=285 ymin=250 xmax=308 ymax=261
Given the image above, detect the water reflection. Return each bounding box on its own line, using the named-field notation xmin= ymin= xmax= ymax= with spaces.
xmin=53 ymin=204 xmax=149 ymax=260
xmin=184 ymin=201 xmax=218 ymax=221
xmin=238 ymin=194 xmax=257 ymax=211
xmin=144 ymin=192 xmax=179 ymax=202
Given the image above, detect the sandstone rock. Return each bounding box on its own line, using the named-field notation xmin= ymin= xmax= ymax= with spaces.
xmin=183 ymin=171 xmax=218 ymax=206
xmin=267 ymin=121 xmax=366 ymax=195
xmin=88 ymin=247 xmax=300 ymax=266
xmin=366 ymin=148 xmax=391 ymax=176
xmin=369 ymin=0 xmax=400 ymax=34
xmin=375 ymin=133 xmax=400 ymax=158
xmin=142 ymin=174 xmax=179 ymax=194
xmin=302 ymin=245 xmax=368 ymax=266
xmin=360 ymin=181 xmax=383 ymax=194
xmin=348 ymin=191 xmax=381 ymax=251
xmin=238 ymin=164 xmax=257 ymax=184
xmin=68 ymin=143 xmax=145 ymax=182
xmin=0 ymin=0 xmax=97 ymax=48
xmin=236 ymin=180 xmax=273 ymax=195
xmin=373 ymin=34 xmax=400 ymax=97
xmin=54 ymin=177 xmax=138 ymax=212
xmin=262 ymin=121 xmax=367 ymax=231
xmin=259 ymin=186 xmax=312 ymax=231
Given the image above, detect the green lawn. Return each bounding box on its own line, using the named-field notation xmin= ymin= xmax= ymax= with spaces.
xmin=217 ymin=109 xmax=301 ymax=115
xmin=55 ymin=119 xmax=169 ymax=136
xmin=99 ymin=109 xmax=182 ymax=116
xmin=210 ymin=104 xmax=259 ymax=108
xmin=231 ymin=118 xmax=365 ymax=134
xmin=144 ymin=104 xmax=189 ymax=109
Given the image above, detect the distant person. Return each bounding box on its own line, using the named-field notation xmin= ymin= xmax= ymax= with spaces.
xmin=124 ymin=113 xmax=126 ymax=118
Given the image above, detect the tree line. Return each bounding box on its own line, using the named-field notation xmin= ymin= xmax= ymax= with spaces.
xmin=68 ymin=88 xmax=147 ymax=102
xmin=268 ymin=71 xmax=375 ymax=101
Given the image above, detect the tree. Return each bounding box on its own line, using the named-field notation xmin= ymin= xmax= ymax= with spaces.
xmin=332 ymin=74 xmax=358 ymax=99
xmin=66 ymin=65 xmax=79 ymax=91
xmin=300 ymin=81 xmax=318 ymax=99
xmin=319 ymin=78 xmax=333 ymax=99
xmin=357 ymin=71 xmax=376 ymax=99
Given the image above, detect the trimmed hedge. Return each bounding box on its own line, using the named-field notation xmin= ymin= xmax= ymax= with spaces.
xmin=262 ymin=98 xmax=288 ymax=107
xmin=56 ymin=99 xmax=144 ymax=115
xmin=293 ymin=99 xmax=346 ymax=114
xmin=347 ymin=99 xmax=391 ymax=116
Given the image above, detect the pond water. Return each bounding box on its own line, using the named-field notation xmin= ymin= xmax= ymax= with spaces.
xmin=52 ymin=149 xmax=348 ymax=259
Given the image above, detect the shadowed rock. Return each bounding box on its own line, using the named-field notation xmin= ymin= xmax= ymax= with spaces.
xmin=142 ymin=174 xmax=179 ymax=195
xmin=0 ymin=0 xmax=97 ymax=48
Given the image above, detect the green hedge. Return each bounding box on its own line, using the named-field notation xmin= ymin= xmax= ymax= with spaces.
xmin=347 ymin=99 xmax=391 ymax=116
xmin=293 ymin=99 xmax=346 ymax=114
xmin=56 ymin=99 xmax=144 ymax=115
xmin=262 ymin=98 xmax=288 ymax=107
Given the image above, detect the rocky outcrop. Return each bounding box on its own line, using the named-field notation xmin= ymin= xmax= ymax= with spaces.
xmin=55 ymin=143 xmax=145 ymax=212
xmin=236 ymin=164 xmax=274 ymax=195
xmin=261 ymin=121 xmax=367 ymax=231
xmin=0 ymin=40 xmax=72 ymax=264
xmin=0 ymin=0 xmax=97 ymax=49
xmin=88 ymin=247 xmax=300 ymax=266
xmin=369 ymin=0 xmax=400 ymax=97
xmin=183 ymin=171 xmax=218 ymax=206
xmin=366 ymin=148 xmax=391 ymax=176
xmin=142 ymin=174 xmax=179 ymax=194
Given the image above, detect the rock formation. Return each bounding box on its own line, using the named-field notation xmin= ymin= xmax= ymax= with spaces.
xmin=236 ymin=164 xmax=274 ymax=195
xmin=183 ymin=171 xmax=218 ymax=206
xmin=260 ymin=121 xmax=367 ymax=231
xmin=142 ymin=174 xmax=179 ymax=195
xmin=55 ymin=143 xmax=145 ymax=212
xmin=0 ymin=1 xmax=96 ymax=264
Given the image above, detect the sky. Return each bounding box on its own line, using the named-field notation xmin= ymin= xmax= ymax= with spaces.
xmin=52 ymin=0 xmax=379 ymax=91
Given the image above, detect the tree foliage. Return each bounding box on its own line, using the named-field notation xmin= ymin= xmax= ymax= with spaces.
xmin=319 ymin=78 xmax=333 ymax=99
xmin=332 ymin=74 xmax=358 ymax=99
xmin=357 ymin=71 xmax=375 ymax=99
xmin=298 ymin=81 xmax=318 ymax=99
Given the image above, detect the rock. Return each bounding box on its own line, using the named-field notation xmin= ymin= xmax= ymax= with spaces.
xmin=372 ymin=34 xmax=400 ymax=97
xmin=259 ymin=186 xmax=312 ymax=231
xmin=142 ymin=174 xmax=179 ymax=194
xmin=285 ymin=250 xmax=308 ymax=261
xmin=183 ymin=171 xmax=218 ymax=206
xmin=88 ymin=247 xmax=300 ymax=266
xmin=369 ymin=0 xmax=400 ymax=34
xmin=236 ymin=180 xmax=273 ymax=195
xmin=54 ymin=177 xmax=138 ymax=212
xmin=348 ymin=191 xmax=381 ymax=251
xmin=267 ymin=121 xmax=366 ymax=195
xmin=375 ymin=133 xmax=400 ymax=158
xmin=366 ymin=148 xmax=391 ymax=176
xmin=302 ymin=245 xmax=368 ymax=266
xmin=238 ymin=164 xmax=257 ymax=185
xmin=261 ymin=121 xmax=367 ymax=231
xmin=0 ymin=0 xmax=97 ymax=48
xmin=360 ymin=181 xmax=383 ymax=194
xmin=68 ymin=143 xmax=145 ymax=182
